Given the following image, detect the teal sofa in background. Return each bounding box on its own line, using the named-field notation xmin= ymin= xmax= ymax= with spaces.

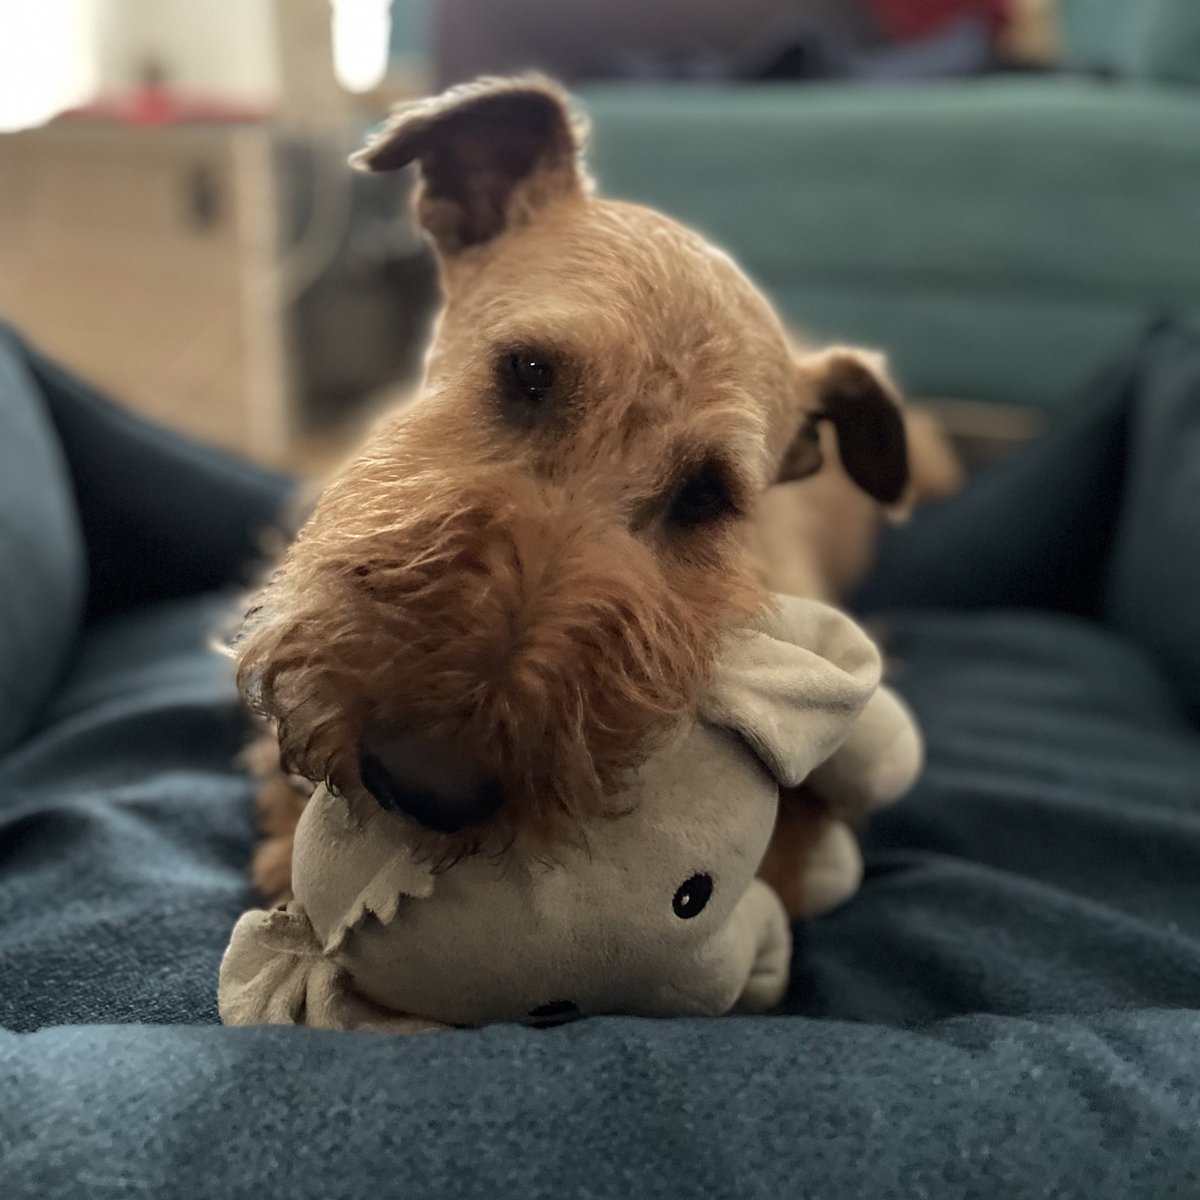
xmin=583 ymin=75 xmax=1200 ymax=413
xmin=6 ymin=310 xmax=1200 ymax=1200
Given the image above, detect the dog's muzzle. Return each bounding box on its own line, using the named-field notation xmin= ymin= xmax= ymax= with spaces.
xmin=356 ymin=726 xmax=504 ymax=834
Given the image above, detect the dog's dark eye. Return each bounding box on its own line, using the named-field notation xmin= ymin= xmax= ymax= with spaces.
xmin=504 ymin=351 xmax=555 ymax=402
xmin=668 ymin=463 xmax=735 ymax=529
xmin=673 ymin=873 xmax=713 ymax=919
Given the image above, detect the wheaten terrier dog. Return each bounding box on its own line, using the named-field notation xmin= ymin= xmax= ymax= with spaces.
xmin=236 ymin=76 xmax=959 ymax=916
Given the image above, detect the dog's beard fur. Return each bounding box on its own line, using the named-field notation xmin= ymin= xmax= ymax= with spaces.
xmin=235 ymin=462 xmax=763 ymax=863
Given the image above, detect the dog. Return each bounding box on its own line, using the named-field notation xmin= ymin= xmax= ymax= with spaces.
xmin=236 ymin=75 xmax=960 ymax=915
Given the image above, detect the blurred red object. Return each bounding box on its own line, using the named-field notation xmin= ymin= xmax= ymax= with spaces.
xmin=63 ymin=61 xmax=268 ymax=126
xmin=64 ymin=89 xmax=269 ymax=126
xmin=866 ymin=0 xmax=1011 ymax=41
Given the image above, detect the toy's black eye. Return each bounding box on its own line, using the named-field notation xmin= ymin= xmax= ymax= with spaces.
xmin=668 ymin=463 xmax=736 ymax=529
xmin=504 ymin=351 xmax=555 ymax=402
xmin=673 ymin=873 xmax=713 ymax=919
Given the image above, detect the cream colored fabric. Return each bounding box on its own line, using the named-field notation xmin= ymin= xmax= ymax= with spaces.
xmin=790 ymin=685 xmax=924 ymax=918
xmin=220 ymin=596 xmax=914 ymax=1033
xmin=807 ymin=684 xmax=924 ymax=820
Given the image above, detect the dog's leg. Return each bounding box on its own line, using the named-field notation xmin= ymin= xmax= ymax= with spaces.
xmin=241 ymin=729 xmax=314 ymax=904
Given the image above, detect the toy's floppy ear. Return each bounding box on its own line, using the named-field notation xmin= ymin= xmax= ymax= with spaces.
xmin=701 ymin=597 xmax=881 ymax=788
xmin=805 ymin=684 xmax=924 ymax=820
xmin=350 ymin=75 xmax=588 ymax=254
xmin=779 ymin=348 xmax=910 ymax=509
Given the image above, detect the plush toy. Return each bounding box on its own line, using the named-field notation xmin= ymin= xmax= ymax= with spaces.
xmin=219 ymin=597 xmax=920 ymax=1033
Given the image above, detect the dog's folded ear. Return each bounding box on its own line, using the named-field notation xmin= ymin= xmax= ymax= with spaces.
xmin=350 ymin=75 xmax=588 ymax=254
xmin=779 ymin=347 xmax=911 ymax=508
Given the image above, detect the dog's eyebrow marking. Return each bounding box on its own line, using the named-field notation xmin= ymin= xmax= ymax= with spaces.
xmin=690 ymin=456 xmax=746 ymax=515
xmin=646 ymin=353 xmax=684 ymax=382
xmin=617 ymin=401 xmax=662 ymax=449
xmin=662 ymin=438 xmax=745 ymax=493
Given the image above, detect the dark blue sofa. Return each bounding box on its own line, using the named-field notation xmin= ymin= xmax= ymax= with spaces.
xmin=2 ymin=322 xmax=1199 ymax=1198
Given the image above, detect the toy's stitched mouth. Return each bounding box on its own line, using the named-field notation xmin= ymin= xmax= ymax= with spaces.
xmin=527 ymin=1000 xmax=582 ymax=1028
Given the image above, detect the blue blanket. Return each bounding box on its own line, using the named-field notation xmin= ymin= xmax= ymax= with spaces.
xmin=2 ymin=323 xmax=1199 ymax=1199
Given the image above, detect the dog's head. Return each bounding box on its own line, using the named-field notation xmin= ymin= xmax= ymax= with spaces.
xmin=236 ymin=76 xmax=910 ymax=858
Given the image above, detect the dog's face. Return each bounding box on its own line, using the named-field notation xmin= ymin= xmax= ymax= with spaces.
xmin=236 ymin=78 xmax=909 ymax=857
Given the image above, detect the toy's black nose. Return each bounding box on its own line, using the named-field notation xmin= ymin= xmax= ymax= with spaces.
xmin=357 ymin=727 xmax=503 ymax=834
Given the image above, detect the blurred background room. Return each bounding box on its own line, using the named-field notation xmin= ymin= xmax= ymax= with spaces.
xmin=1 ymin=0 xmax=1198 ymax=473
xmin=5 ymin=9 xmax=1200 ymax=1185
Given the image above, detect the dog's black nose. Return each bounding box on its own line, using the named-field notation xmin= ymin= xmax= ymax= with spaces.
xmin=357 ymin=728 xmax=503 ymax=834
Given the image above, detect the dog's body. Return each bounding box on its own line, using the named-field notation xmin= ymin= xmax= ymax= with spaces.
xmin=238 ymin=77 xmax=958 ymax=916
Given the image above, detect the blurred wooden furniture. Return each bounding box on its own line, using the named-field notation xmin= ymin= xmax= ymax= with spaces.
xmin=0 ymin=120 xmax=296 ymax=463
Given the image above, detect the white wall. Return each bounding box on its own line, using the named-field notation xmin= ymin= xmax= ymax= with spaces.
xmin=94 ymin=0 xmax=280 ymax=100
xmin=0 ymin=0 xmax=105 ymax=131
xmin=0 ymin=0 xmax=393 ymax=132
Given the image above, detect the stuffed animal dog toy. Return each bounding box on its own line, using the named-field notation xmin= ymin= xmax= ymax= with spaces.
xmin=221 ymin=596 xmax=920 ymax=1032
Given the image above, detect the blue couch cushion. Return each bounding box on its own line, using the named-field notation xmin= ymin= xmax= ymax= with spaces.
xmin=0 ymin=593 xmax=252 ymax=1029
xmin=0 ymin=327 xmax=85 ymax=754
xmin=582 ymin=80 xmax=1200 ymax=411
xmin=1104 ymin=323 xmax=1200 ymax=720
xmin=3 ymin=596 xmax=1199 ymax=1198
xmin=3 ymin=322 xmax=1200 ymax=1197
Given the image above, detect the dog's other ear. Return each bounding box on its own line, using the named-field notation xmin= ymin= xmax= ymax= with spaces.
xmin=350 ymin=75 xmax=587 ymax=254
xmin=779 ymin=347 xmax=910 ymax=507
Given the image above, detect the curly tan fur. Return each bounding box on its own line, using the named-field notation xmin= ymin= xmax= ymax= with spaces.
xmin=238 ymin=465 xmax=762 ymax=865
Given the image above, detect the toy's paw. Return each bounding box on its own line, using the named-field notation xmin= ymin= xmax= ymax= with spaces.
xmin=737 ymin=879 xmax=792 ymax=1013
xmin=219 ymin=906 xmax=335 ymax=1027
xmin=760 ymin=803 xmax=866 ymax=921
xmin=859 ymin=686 xmax=924 ymax=808
xmin=807 ymin=684 xmax=924 ymax=819
xmin=791 ymin=819 xmax=864 ymax=918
